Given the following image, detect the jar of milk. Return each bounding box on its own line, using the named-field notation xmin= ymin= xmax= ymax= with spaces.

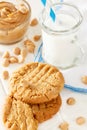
xmin=40 ymin=3 xmax=83 ymax=69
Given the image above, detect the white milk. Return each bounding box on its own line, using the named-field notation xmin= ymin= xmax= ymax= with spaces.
xmin=42 ymin=13 xmax=82 ymax=69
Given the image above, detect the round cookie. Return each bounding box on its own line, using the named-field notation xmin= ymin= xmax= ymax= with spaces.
xmin=3 ymin=96 xmax=38 ymax=130
xmin=9 ymin=62 xmax=64 ymax=104
xmin=31 ymin=94 xmax=62 ymax=123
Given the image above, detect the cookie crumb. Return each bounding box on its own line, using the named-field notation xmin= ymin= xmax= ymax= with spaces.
xmin=76 ymin=116 xmax=86 ymax=125
xmin=67 ymin=97 xmax=76 ymax=105
xmin=2 ymin=51 xmax=10 ymax=58
xmin=59 ymin=121 xmax=69 ymax=130
xmin=81 ymin=76 xmax=87 ymax=84
xmin=33 ymin=35 xmax=41 ymax=42
xmin=13 ymin=47 xmax=21 ymax=55
xmin=2 ymin=70 xmax=9 ymax=80
xmin=2 ymin=58 xmax=10 ymax=67
xmin=24 ymin=39 xmax=35 ymax=53
xmin=30 ymin=18 xmax=38 ymax=26
xmin=9 ymin=56 xmax=18 ymax=64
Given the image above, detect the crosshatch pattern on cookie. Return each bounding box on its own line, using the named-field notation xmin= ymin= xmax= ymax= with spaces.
xmin=9 ymin=62 xmax=64 ymax=104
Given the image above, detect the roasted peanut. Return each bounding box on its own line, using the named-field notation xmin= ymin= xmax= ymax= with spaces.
xmin=2 ymin=51 xmax=10 ymax=58
xmin=13 ymin=47 xmax=21 ymax=55
xmin=76 ymin=116 xmax=86 ymax=125
xmin=2 ymin=58 xmax=10 ymax=67
xmin=81 ymin=76 xmax=87 ymax=84
xmin=21 ymin=48 xmax=27 ymax=58
xmin=27 ymin=45 xmax=35 ymax=53
xmin=18 ymin=57 xmax=25 ymax=63
xmin=30 ymin=18 xmax=38 ymax=26
xmin=59 ymin=122 xmax=69 ymax=130
xmin=67 ymin=97 xmax=76 ymax=105
xmin=2 ymin=70 xmax=9 ymax=80
xmin=24 ymin=39 xmax=35 ymax=53
xmin=33 ymin=35 xmax=41 ymax=42
xmin=9 ymin=56 xmax=18 ymax=64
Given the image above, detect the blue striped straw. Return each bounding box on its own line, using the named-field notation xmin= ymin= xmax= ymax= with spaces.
xmin=41 ymin=0 xmax=55 ymax=21
xmin=41 ymin=0 xmax=63 ymax=22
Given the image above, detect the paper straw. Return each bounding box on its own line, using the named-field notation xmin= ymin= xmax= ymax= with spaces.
xmin=41 ymin=0 xmax=63 ymax=22
xmin=41 ymin=0 xmax=56 ymax=21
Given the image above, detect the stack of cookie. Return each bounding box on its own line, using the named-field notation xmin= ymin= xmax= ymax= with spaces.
xmin=2 ymin=62 xmax=64 ymax=130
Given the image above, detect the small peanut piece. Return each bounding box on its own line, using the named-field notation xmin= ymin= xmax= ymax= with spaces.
xmin=76 ymin=116 xmax=86 ymax=125
xmin=2 ymin=51 xmax=10 ymax=58
xmin=27 ymin=45 xmax=35 ymax=53
xmin=9 ymin=56 xmax=18 ymax=64
xmin=13 ymin=47 xmax=21 ymax=55
xmin=18 ymin=57 xmax=25 ymax=64
xmin=81 ymin=76 xmax=87 ymax=84
xmin=24 ymin=39 xmax=35 ymax=53
xmin=2 ymin=70 xmax=9 ymax=80
xmin=2 ymin=58 xmax=10 ymax=67
xmin=59 ymin=122 xmax=69 ymax=130
xmin=18 ymin=48 xmax=27 ymax=63
xmin=30 ymin=18 xmax=38 ymax=26
xmin=21 ymin=48 xmax=27 ymax=58
xmin=33 ymin=35 xmax=41 ymax=42
xmin=67 ymin=97 xmax=76 ymax=105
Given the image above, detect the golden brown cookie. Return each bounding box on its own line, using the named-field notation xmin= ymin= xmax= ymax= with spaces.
xmin=31 ymin=94 xmax=62 ymax=123
xmin=3 ymin=96 xmax=38 ymax=130
xmin=9 ymin=62 xmax=64 ymax=104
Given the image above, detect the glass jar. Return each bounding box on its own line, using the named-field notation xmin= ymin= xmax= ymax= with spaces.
xmin=0 ymin=0 xmax=31 ymax=45
xmin=40 ymin=2 xmax=84 ymax=69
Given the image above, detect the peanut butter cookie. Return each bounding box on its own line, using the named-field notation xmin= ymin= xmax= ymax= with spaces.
xmin=9 ymin=62 xmax=64 ymax=104
xmin=3 ymin=96 xmax=38 ymax=130
xmin=31 ymin=94 xmax=62 ymax=123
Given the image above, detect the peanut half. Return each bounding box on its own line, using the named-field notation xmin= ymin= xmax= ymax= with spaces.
xmin=13 ymin=47 xmax=21 ymax=55
xmin=81 ymin=76 xmax=87 ymax=84
xmin=76 ymin=116 xmax=86 ymax=125
xmin=2 ymin=70 xmax=9 ymax=80
xmin=66 ymin=97 xmax=76 ymax=105
xmin=30 ymin=18 xmax=38 ymax=26
xmin=59 ymin=122 xmax=69 ymax=130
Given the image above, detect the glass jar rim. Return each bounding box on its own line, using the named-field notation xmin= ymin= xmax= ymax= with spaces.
xmin=40 ymin=2 xmax=83 ymax=35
